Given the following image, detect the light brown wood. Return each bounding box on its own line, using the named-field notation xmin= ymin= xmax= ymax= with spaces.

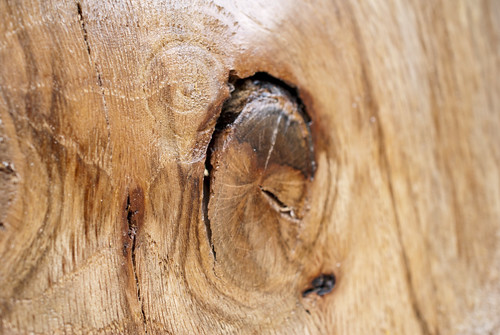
xmin=0 ymin=0 xmax=499 ymax=334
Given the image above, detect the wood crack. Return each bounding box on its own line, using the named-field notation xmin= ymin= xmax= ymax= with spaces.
xmin=203 ymin=130 xmax=216 ymax=261
xmin=76 ymin=3 xmax=91 ymax=57
xmin=76 ymin=2 xmax=112 ymax=160
xmin=125 ymin=192 xmax=147 ymax=333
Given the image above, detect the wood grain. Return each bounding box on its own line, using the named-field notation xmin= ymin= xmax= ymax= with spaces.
xmin=0 ymin=0 xmax=499 ymax=334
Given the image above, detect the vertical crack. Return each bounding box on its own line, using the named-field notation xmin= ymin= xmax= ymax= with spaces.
xmin=125 ymin=193 xmax=147 ymax=333
xmin=203 ymin=143 xmax=216 ymax=261
xmin=76 ymin=2 xmax=111 ymax=160
xmin=76 ymin=3 xmax=91 ymax=56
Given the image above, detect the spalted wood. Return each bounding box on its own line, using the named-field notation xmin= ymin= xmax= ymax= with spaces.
xmin=0 ymin=0 xmax=499 ymax=334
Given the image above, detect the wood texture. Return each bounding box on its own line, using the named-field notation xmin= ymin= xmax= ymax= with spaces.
xmin=0 ymin=0 xmax=499 ymax=334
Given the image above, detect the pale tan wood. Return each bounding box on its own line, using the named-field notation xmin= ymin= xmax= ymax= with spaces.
xmin=0 ymin=0 xmax=499 ymax=334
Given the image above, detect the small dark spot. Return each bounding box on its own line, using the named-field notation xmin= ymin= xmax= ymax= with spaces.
xmin=0 ymin=222 xmax=5 ymax=231
xmin=305 ymin=309 xmax=311 ymax=315
xmin=302 ymin=273 xmax=336 ymax=297
xmin=122 ymin=241 xmax=129 ymax=256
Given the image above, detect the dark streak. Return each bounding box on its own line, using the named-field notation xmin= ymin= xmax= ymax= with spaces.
xmin=260 ymin=187 xmax=288 ymax=209
xmin=259 ymin=186 xmax=297 ymax=219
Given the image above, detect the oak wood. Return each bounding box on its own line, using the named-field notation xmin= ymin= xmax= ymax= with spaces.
xmin=0 ymin=0 xmax=499 ymax=334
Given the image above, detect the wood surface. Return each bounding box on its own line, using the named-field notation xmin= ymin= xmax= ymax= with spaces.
xmin=0 ymin=0 xmax=499 ymax=334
